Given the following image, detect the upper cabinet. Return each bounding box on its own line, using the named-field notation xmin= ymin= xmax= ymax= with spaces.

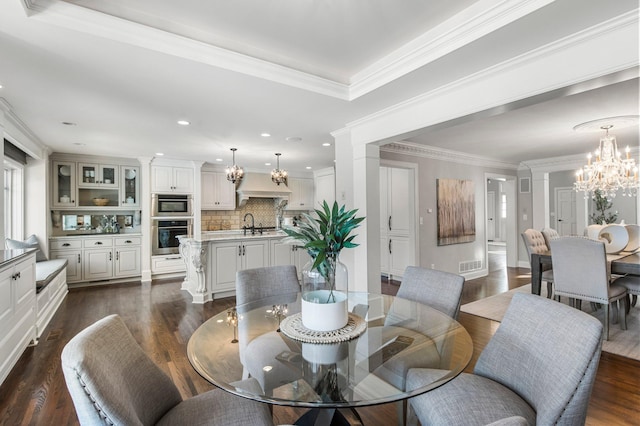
xmin=286 ymin=177 xmax=314 ymax=210
xmin=201 ymin=171 xmax=236 ymax=210
xmin=151 ymin=166 xmax=194 ymax=193
xmin=77 ymin=163 xmax=118 ymax=188
xmin=50 ymin=157 xmax=141 ymax=210
xmin=52 ymin=161 xmax=77 ymax=208
xmin=120 ymin=166 xmax=140 ymax=207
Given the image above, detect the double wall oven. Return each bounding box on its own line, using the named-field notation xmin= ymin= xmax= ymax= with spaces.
xmin=151 ymin=193 xmax=193 ymax=255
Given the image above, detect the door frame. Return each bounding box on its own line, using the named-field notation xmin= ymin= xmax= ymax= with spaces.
xmin=485 ymin=173 xmax=517 ymax=268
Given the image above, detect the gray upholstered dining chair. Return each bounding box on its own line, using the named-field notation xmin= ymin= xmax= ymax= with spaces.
xmin=406 ymin=292 xmax=604 ymax=426
xmin=396 ymin=266 xmax=465 ymax=319
xmin=521 ymin=229 xmax=554 ymax=298
xmin=235 ymin=265 xmax=301 ymax=396
xmin=550 ymin=236 xmax=627 ymax=340
xmin=616 ymin=274 xmax=640 ymax=308
xmin=235 ymin=264 xmax=300 ymax=310
xmin=541 ymin=227 xmax=560 ymax=249
xmin=61 ymin=314 xmax=274 ymax=426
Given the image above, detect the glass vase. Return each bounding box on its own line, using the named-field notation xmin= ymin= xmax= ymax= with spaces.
xmin=301 ymin=256 xmax=349 ymax=331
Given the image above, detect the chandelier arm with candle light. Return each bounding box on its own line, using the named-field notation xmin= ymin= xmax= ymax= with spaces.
xmin=271 ymin=153 xmax=288 ymax=185
xmin=574 ymin=125 xmax=639 ymax=200
xmin=226 ymin=148 xmax=244 ymax=183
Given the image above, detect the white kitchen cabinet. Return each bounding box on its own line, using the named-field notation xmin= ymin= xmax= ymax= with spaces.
xmin=210 ymin=239 xmax=269 ymax=293
xmin=270 ymin=239 xmax=310 ymax=280
xmin=50 ymin=236 xmax=141 ymax=283
xmin=152 ymin=166 xmax=194 ymax=193
xmin=0 ymin=252 xmax=36 ymax=387
xmin=78 ymin=163 xmax=119 ymax=188
xmin=201 ymin=171 xmax=236 ymax=210
xmin=314 ymin=167 xmax=335 ymax=208
xmin=380 ymin=166 xmax=415 ymax=280
xmin=286 ymin=177 xmax=314 ymax=210
xmin=151 ymin=254 xmax=186 ymax=274
xmin=52 ymin=161 xmax=77 ymax=208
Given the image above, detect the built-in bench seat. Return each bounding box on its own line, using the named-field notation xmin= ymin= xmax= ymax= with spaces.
xmin=34 ymin=259 xmax=68 ymax=339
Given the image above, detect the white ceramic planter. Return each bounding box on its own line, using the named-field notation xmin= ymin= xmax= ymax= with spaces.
xmin=301 ymin=290 xmax=348 ymax=331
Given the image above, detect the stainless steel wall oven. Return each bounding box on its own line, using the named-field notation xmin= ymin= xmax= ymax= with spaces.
xmin=152 ymin=194 xmax=193 ymax=217
xmin=152 ymin=218 xmax=192 ymax=255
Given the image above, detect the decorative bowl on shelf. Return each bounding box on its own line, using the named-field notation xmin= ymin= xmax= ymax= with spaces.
xmin=92 ymin=197 xmax=110 ymax=206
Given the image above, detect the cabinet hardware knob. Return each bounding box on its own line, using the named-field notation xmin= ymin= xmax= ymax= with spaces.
xmin=125 ymin=240 xmax=132 ymax=243
xmin=63 ymin=243 xmax=70 ymax=247
xmin=95 ymin=241 xmax=103 ymax=245
xmin=389 ymin=216 xmax=392 ymax=231
xmin=78 ymin=254 xmax=81 ymax=263
xmin=109 ymin=252 xmax=112 ymax=261
xmin=116 ymin=252 xmax=119 ymax=260
xmin=238 ymin=245 xmax=242 ymax=256
xmin=389 ymin=239 xmax=392 ymax=254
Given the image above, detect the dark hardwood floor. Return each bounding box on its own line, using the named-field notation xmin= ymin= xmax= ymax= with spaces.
xmin=1 ymin=252 xmax=638 ymax=425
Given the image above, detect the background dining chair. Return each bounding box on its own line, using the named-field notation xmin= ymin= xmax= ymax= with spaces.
xmin=395 ymin=266 xmax=465 ymax=319
xmin=612 ymin=274 xmax=639 ymax=308
xmin=541 ymin=227 xmax=560 ymax=249
xmin=235 ymin=265 xmax=301 ymax=398
xmin=406 ymin=292 xmax=603 ymax=426
xmin=61 ymin=314 xmax=274 ymax=426
xmin=236 ymin=264 xmax=300 ymax=310
xmin=521 ymin=229 xmax=554 ymax=298
xmin=550 ymin=236 xmax=627 ymax=340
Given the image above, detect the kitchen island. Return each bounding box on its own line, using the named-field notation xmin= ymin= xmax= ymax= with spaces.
xmin=178 ymin=230 xmax=310 ymax=304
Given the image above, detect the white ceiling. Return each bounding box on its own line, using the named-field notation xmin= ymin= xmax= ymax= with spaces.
xmin=0 ymin=0 xmax=638 ymax=173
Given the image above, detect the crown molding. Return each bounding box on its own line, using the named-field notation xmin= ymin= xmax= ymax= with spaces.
xmin=381 ymin=141 xmax=520 ymax=170
xmin=19 ymin=0 xmax=350 ymax=100
xmin=349 ymin=0 xmax=554 ymax=99
xmin=0 ymin=98 xmax=48 ymax=159
xmin=20 ymin=0 xmax=554 ymax=101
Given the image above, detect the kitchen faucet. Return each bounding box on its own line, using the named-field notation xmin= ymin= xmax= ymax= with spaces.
xmin=243 ymin=213 xmax=255 ymax=235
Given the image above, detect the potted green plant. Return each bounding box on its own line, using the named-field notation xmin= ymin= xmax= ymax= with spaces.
xmin=283 ymin=201 xmax=364 ymax=331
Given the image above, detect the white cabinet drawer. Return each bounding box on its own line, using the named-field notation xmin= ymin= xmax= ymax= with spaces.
xmin=152 ymin=255 xmax=185 ymax=274
xmin=115 ymin=237 xmax=141 ymax=246
xmin=83 ymin=238 xmax=113 ymax=248
xmin=50 ymin=239 xmax=82 ymax=250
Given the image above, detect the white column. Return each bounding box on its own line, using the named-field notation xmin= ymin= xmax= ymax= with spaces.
xmin=531 ymin=171 xmax=549 ymax=230
xmin=138 ymin=157 xmax=152 ymax=283
xmin=192 ymin=161 xmax=204 ymax=236
xmin=333 ymin=129 xmax=381 ymax=293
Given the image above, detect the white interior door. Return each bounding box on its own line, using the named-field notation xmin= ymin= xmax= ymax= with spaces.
xmin=487 ymin=191 xmax=496 ymax=241
xmin=555 ymin=187 xmax=576 ymax=236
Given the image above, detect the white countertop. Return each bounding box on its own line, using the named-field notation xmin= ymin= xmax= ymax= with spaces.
xmin=191 ymin=229 xmax=287 ymax=242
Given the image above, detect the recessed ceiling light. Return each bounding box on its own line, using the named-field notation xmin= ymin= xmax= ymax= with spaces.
xmin=306 ymin=166 xmax=312 ymax=170
xmin=73 ymin=142 xmax=86 ymax=146
xmin=156 ymin=152 xmax=164 ymax=156
xmin=286 ymin=137 xmax=302 ymax=142
xmin=177 ymin=120 xmax=190 ymax=126
xmin=261 ymin=133 xmax=271 ymax=137
xmin=62 ymin=121 xmax=77 ymax=126
xmin=0 ymin=84 xmax=3 ymax=89
xmin=322 ymin=143 xmax=331 ymax=147
xmin=216 ymin=158 xmax=223 ymax=162
xmin=265 ymin=162 xmax=271 ymax=166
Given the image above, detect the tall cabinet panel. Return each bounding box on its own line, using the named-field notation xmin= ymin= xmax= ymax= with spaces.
xmin=380 ymin=166 xmax=415 ymax=280
xmin=52 ymin=161 xmax=77 ymax=208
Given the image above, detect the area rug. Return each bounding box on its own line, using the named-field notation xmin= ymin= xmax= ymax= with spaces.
xmin=460 ymin=284 xmax=640 ymax=361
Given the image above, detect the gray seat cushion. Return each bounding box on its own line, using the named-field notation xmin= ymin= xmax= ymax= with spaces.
xmin=35 ymin=259 xmax=68 ymax=292
xmin=407 ymin=368 xmax=536 ymax=425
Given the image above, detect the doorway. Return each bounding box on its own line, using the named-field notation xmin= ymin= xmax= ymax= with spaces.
xmin=485 ymin=174 xmax=517 ymax=272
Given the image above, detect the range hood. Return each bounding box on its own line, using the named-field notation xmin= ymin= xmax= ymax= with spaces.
xmin=236 ymin=173 xmax=292 ymax=207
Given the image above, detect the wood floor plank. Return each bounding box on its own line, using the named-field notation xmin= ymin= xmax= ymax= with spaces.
xmin=0 ymin=254 xmax=638 ymax=425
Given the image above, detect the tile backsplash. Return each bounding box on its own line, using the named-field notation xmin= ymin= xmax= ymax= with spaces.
xmin=202 ymin=198 xmax=309 ymax=231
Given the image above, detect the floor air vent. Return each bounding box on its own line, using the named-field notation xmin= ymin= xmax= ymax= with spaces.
xmin=459 ymin=260 xmax=482 ymax=273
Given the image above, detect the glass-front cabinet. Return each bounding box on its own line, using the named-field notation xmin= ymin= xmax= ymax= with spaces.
xmin=120 ymin=166 xmax=140 ymax=207
xmin=77 ymin=163 xmax=118 ymax=188
xmin=52 ymin=161 xmax=77 ymax=208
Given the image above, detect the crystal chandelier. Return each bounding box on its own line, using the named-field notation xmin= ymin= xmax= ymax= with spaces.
xmin=271 ymin=153 xmax=288 ymax=185
xmin=225 ymin=148 xmax=244 ymax=183
xmin=574 ymin=125 xmax=638 ymax=200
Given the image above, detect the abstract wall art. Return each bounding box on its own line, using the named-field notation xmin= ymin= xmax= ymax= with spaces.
xmin=437 ymin=178 xmax=476 ymax=246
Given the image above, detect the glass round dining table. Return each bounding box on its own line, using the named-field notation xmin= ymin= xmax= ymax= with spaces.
xmin=187 ymin=292 xmax=473 ymax=425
